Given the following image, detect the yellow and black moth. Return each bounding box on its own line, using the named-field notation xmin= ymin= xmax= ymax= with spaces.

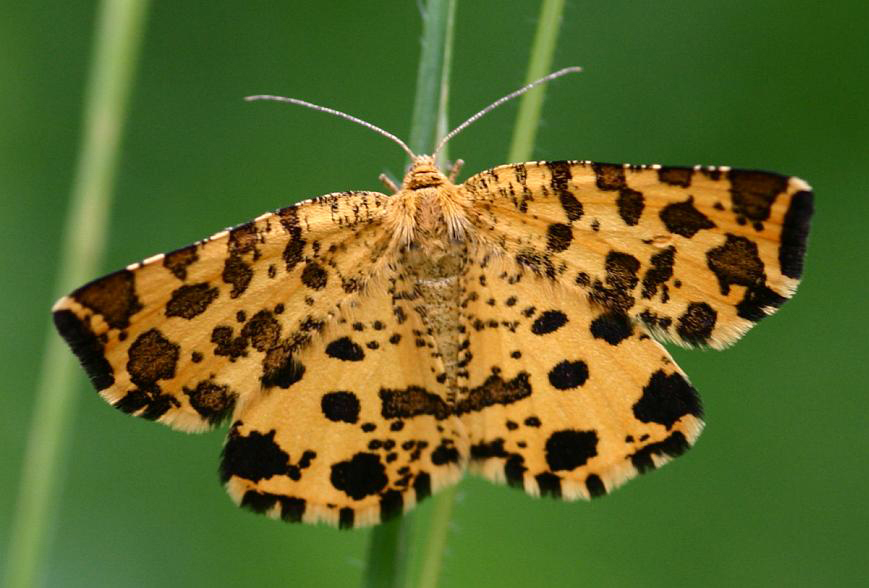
xmin=53 ymin=71 xmax=813 ymax=528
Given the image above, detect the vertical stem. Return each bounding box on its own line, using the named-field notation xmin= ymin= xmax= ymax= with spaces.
xmin=434 ymin=0 xmax=457 ymax=166
xmin=507 ymin=0 xmax=567 ymax=163
xmin=416 ymin=484 xmax=457 ymax=588
xmin=363 ymin=1 xmax=454 ymax=588
xmin=415 ymin=2 xmax=458 ymax=586
xmin=407 ymin=0 xmax=455 ymax=159
xmin=363 ymin=517 xmax=411 ymax=588
xmin=417 ymin=1 xmax=568 ymax=587
xmin=3 ymin=2 xmax=150 ymax=587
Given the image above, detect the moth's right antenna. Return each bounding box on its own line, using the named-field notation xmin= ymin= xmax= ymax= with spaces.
xmin=245 ymin=94 xmax=417 ymax=160
xmin=433 ymin=66 xmax=583 ymax=157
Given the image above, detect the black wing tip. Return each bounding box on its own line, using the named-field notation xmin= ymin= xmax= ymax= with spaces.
xmin=779 ymin=189 xmax=814 ymax=279
xmin=52 ymin=309 xmax=115 ymax=391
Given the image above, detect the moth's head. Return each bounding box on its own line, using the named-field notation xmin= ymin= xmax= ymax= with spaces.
xmin=403 ymin=155 xmax=448 ymax=190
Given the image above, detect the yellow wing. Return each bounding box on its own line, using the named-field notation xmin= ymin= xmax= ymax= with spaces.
xmin=52 ymin=191 xmax=391 ymax=433
xmin=461 ymin=161 xmax=813 ymax=348
xmin=457 ymin=251 xmax=703 ymax=498
xmin=221 ymin=272 xmax=466 ymax=528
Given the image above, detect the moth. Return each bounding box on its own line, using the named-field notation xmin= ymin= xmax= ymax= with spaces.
xmin=53 ymin=68 xmax=813 ymax=528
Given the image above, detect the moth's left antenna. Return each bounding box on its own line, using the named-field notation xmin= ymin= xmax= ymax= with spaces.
xmin=245 ymin=95 xmax=417 ymax=160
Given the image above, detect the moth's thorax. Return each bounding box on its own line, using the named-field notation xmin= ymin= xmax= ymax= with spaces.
xmin=388 ymin=156 xmax=470 ymax=250
xmin=412 ymin=186 xmax=451 ymax=237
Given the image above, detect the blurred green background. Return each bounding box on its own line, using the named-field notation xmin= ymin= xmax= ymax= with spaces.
xmin=2 ymin=1 xmax=867 ymax=586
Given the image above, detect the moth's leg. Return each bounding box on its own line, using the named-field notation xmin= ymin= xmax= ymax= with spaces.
xmin=447 ymin=159 xmax=464 ymax=182
xmin=379 ymin=173 xmax=399 ymax=193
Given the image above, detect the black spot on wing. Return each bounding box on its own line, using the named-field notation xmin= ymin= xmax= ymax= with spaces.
xmin=163 ymin=244 xmax=198 ymax=280
xmin=617 ymin=188 xmax=644 ymax=225
xmin=547 ymin=360 xmax=589 ymax=390
xmin=641 ymin=246 xmax=676 ymax=299
xmin=53 ymin=310 xmax=114 ymax=390
xmin=728 ymin=169 xmax=788 ymax=224
xmin=278 ymin=206 xmax=306 ymax=273
xmin=127 ymin=329 xmax=179 ymax=388
xmin=531 ymin=310 xmax=568 ymax=335
xmin=660 ymin=197 xmax=716 ymax=238
xmin=165 ymin=282 xmax=219 ymax=319
xmin=338 ymin=507 xmax=355 ymax=529
xmin=211 ymin=325 xmax=248 ymax=360
xmin=511 ymin=163 xmax=536 ymax=213
xmin=633 ymin=370 xmax=702 ymax=430
xmin=414 ymin=472 xmax=432 ymax=501
xmin=220 ymin=428 xmax=291 ymax=483
xmin=325 ymin=337 xmax=365 ymax=361
xmin=301 ymin=261 xmax=328 ymax=290
xmin=639 ymin=310 xmax=672 ymax=332
xmin=241 ymin=491 xmax=306 ymax=523
xmin=585 ymin=474 xmax=606 ymax=498
xmin=239 ymin=490 xmax=277 ymax=513
xmin=606 ymin=252 xmax=640 ymax=291
xmin=504 ymin=455 xmax=527 ymax=488
xmin=261 ymin=346 xmax=305 ymax=389
xmin=545 ymin=429 xmax=598 ymax=471
xmin=589 ymin=251 xmax=640 ymax=312
xmin=279 ymin=496 xmax=307 ymax=523
xmin=590 ymin=311 xmax=633 ymax=345
xmin=241 ymin=310 xmax=281 ymax=351
xmin=431 ymin=440 xmax=460 ymax=465
xmin=228 ymin=222 xmax=259 ymax=256
xmin=379 ymin=490 xmax=404 ymax=522
xmin=114 ymin=388 xmax=178 ymax=420
xmin=779 ymin=190 xmax=813 ymax=279
xmin=706 ymin=234 xmax=765 ymax=296
xmin=657 ymin=166 xmax=693 ymax=187
xmin=469 ymin=439 xmax=526 ymax=488
xmin=546 ymin=161 xmax=583 ymax=221
xmin=470 ymin=439 xmax=509 ymax=459
xmin=321 ymin=391 xmax=361 ymax=424
xmin=536 ymin=472 xmax=562 ymax=498
xmin=380 ymin=385 xmax=450 ymax=419
xmin=330 ymin=452 xmax=388 ymax=500
xmin=183 ymin=379 xmax=237 ymax=425
xmin=736 ymin=284 xmax=787 ymax=322
xmin=700 ymin=167 xmax=722 ymax=181
xmin=591 ymin=162 xmax=626 ymax=190
xmin=591 ymin=163 xmax=646 ymax=225
xmin=546 ymin=223 xmax=573 ymax=252
xmin=71 ymin=269 xmax=143 ymax=329
xmin=456 ymin=371 xmax=532 ymax=414
xmin=222 ymin=255 xmax=253 ymax=298
xmin=676 ymin=302 xmax=717 ymax=345
xmin=515 ymin=249 xmax=557 ymax=280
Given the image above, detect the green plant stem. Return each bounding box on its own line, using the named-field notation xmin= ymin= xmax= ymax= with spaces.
xmin=413 ymin=4 xmax=458 ymax=588
xmin=433 ymin=0 xmax=457 ymax=167
xmin=416 ymin=484 xmax=457 ymax=588
xmin=3 ymin=2 xmax=149 ymax=587
xmin=416 ymin=2 xmax=568 ymax=587
xmin=407 ymin=0 xmax=455 ymax=159
xmin=362 ymin=2 xmax=454 ymax=588
xmin=507 ymin=0 xmax=567 ymax=163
